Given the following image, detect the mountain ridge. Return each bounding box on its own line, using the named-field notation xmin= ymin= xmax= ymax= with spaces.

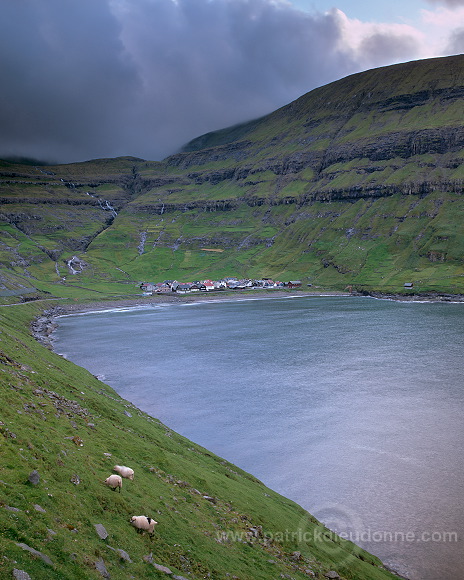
xmin=1 ymin=54 xmax=463 ymax=296
xmin=181 ymin=55 xmax=464 ymax=154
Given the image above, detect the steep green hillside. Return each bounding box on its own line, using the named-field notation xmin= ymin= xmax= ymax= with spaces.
xmin=0 ymin=302 xmax=400 ymax=579
xmin=1 ymin=55 xmax=463 ymax=296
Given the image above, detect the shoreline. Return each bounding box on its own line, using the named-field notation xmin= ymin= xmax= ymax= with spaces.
xmin=53 ymin=288 xmax=351 ymax=315
xmin=52 ymin=288 xmax=464 ymax=318
xmin=30 ymin=287 xmax=464 ymax=349
xmin=356 ymin=290 xmax=464 ymax=303
xmin=30 ymin=289 xmax=342 ymax=347
xmin=31 ymin=289 xmax=349 ymax=348
xmin=57 ymin=287 xmax=464 ymax=316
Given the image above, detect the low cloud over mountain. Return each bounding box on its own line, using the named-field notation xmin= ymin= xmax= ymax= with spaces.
xmin=1 ymin=0 xmax=463 ymax=163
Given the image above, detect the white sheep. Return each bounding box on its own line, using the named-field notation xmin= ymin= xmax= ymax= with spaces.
xmin=113 ymin=465 xmax=134 ymax=480
xmin=130 ymin=515 xmax=157 ymax=536
xmin=104 ymin=474 xmax=122 ymax=492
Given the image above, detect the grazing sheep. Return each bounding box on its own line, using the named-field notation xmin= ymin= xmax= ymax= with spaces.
xmin=104 ymin=474 xmax=122 ymax=492
xmin=130 ymin=515 xmax=157 ymax=536
xmin=113 ymin=465 xmax=134 ymax=480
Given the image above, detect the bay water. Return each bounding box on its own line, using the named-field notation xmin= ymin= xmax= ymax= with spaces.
xmin=53 ymin=296 xmax=464 ymax=580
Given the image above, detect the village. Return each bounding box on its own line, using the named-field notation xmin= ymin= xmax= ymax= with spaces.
xmin=140 ymin=277 xmax=303 ymax=295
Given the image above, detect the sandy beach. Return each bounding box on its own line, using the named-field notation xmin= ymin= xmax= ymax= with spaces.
xmin=55 ymin=286 xmax=464 ymax=317
xmin=56 ymin=288 xmax=352 ymax=315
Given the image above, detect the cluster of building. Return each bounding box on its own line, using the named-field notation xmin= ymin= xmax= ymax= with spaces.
xmin=140 ymin=277 xmax=302 ymax=295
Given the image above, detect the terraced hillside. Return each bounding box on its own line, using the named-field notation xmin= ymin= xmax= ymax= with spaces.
xmin=1 ymin=54 xmax=463 ymax=297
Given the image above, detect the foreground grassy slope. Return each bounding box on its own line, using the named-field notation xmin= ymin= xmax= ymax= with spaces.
xmin=0 ymin=302 xmax=399 ymax=580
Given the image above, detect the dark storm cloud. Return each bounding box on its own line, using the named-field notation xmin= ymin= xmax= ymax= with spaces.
xmin=113 ymin=0 xmax=358 ymax=159
xmin=0 ymin=0 xmax=432 ymax=163
xmin=0 ymin=0 xmax=139 ymax=163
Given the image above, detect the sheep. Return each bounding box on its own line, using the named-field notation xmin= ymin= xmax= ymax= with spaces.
xmin=113 ymin=465 xmax=134 ymax=480
xmin=104 ymin=474 xmax=122 ymax=492
xmin=130 ymin=515 xmax=157 ymax=537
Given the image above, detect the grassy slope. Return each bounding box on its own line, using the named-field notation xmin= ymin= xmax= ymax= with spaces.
xmin=82 ymin=189 xmax=464 ymax=293
xmin=0 ymin=302 xmax=399 ymax=580
xmin=3 ymin=186 xmax=463 ymax=296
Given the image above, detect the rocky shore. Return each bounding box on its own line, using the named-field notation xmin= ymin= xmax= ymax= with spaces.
xmin=357 ymin=291 xmax=464 ymax=302
xmin=30 ymin=307 xmax=63 ymax=349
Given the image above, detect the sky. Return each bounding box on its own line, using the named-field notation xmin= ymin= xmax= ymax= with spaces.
xmin=1 ymin=0 xmax=463 ymax=164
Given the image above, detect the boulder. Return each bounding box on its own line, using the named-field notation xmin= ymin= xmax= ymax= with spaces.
xmin=94 ymin=524 xmax=108 ymax=540
xmin=116 ymin=549 xmax=131 ymax=562
xmin=15 ymin=543 xmax=53 ymax=566
xmin=28 ymin=470 xmax=40 ymax=485
xmin=153 ymin=563 xmax=172 ymax=574
xmin=95 ymin=558 xmax=110 ymax=578
xmin=12 ymin=570 xmax=32 ymax=580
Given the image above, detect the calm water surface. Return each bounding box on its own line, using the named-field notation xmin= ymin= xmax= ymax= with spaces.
xmin=53 ymin=296 xmax=464 ymax=580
